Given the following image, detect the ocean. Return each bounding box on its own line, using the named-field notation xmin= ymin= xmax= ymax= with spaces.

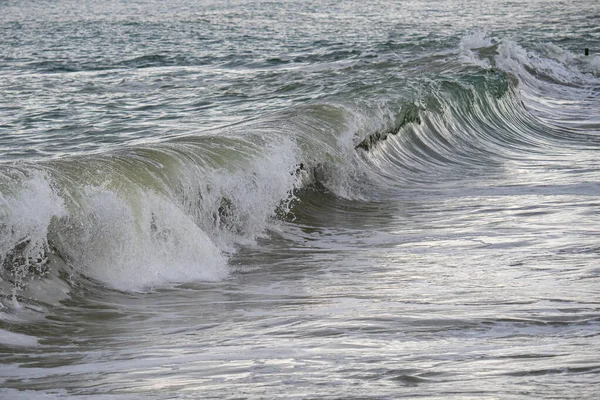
xmin=1 ymin=0 xmax=600 ymax=398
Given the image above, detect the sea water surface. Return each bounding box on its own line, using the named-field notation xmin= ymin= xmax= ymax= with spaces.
xmin=1 ymin=0 xmax=600 ymax=398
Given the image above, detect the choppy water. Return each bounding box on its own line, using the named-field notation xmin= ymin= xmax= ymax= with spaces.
xmin=1 ymin=0 xmax=600 ymax=398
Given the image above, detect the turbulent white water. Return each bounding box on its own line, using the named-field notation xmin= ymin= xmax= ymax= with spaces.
xmin=1 ymin=0 xmax=600 ymax=398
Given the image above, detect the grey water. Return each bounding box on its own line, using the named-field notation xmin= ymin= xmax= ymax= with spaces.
xmin=1 ymin=0 xmax=600 ymax=398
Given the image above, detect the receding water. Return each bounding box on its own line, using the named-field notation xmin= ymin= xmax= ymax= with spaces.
xmin=1 ymin=0 xmax=600 ymax=398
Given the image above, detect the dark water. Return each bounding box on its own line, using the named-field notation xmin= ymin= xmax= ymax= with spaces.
xmin=1 ymin=0 xmax=600 ymax=398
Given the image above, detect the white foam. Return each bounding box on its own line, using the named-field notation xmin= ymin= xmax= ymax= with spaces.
xmin=188 ymin=137 xmax=302 ymax=247
xmin=58 ymin=186 xmax=228 ymax=292
xmin=0 ymin=328 xmax=39 ymax=347
xmin=0 ymin=171 xmax=66 ymax=252
xmin=540 ymin=42 xmax=576 ymax=65
xmin=456 ymin=30 xmax=600 ymax=89
xmin=459 ymin=30 xmax=495 ymax=68
xmin=458 ymin=33 xmax=600 ymax=88
xmin=585 ymin=55 xmax=600 ymax=75
xmin=460 ymin=29 xmax=494 ymax=51
xmin=0 ymin=171 xmax=67 ymax=290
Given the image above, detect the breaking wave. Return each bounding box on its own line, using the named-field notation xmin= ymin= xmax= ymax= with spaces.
xmin=1 ymin=33 xmax=598 ymax=309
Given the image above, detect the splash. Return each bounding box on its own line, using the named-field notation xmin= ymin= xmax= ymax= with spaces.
xmin=0 ymin=171 xmax=67 ymax=293
xmin=54 ymin=186 xmax=228 ymax=292
xmin=459 ymin=30 xmax=496 ymax=68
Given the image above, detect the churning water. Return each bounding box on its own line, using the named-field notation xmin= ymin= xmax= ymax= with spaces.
xmin=1 ymin=0 xmax=600 ymax=398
